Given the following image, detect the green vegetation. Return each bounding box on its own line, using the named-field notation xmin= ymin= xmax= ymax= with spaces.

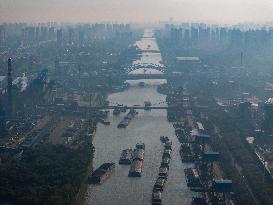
xmin=0 ymin=143 xmax=94 ymax=205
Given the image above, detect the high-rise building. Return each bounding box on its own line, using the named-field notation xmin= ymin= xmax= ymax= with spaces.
xmin=7 ymin=58 xmax=13 ymax=118
xmin=57 ymin=29 xmax=63 ymax=46
xmin=263 ymin=98 xmax=273 ymax=133
xmin=0 ymin=25 xmax=6 ymax=46
xmin=0 ymin=93 xmax=6 ymax=134
xmin=68 ymin=28 xmax=74 ymax=45
xmin=48 ymin=26 xmax=55 ymax=40
xmin=79 ymin=30 xmax=84 ymax=45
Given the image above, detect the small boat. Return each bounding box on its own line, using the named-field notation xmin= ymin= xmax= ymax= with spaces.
xmin=97 ymin=118 xmax=110 ymax=125
xmin=113 ymin=108 xmax=121 ymax=115
xmin=144 ymin=101 xmax=152 ymax=110
xmin=160 ymin=136 xmax=169 ymax=143
xmin=120 ymin=106 xmax=127 ymax=112
xmin=136 ymin=143 xmax=145 ymax=150
xmin=138 ymin=82 xmax=145 ymax=87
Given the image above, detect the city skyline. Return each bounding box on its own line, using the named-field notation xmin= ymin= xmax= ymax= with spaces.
xmin=1 ymin=0 xmax=273 ymax=24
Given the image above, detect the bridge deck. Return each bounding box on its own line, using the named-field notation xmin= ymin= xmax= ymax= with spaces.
xmin=91 ymin=106 xmax=174 ymax=110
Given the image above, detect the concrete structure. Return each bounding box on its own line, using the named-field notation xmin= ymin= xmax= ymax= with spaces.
xmin=7 ymin=58 xmax=12 ymax=118
xmin=263 ymin=98 xmax=273 ymax=133
xmin=176 ymin=56 xmax=201 ymax=71
xmin=0 ymin=76 xmax=7 ymax=90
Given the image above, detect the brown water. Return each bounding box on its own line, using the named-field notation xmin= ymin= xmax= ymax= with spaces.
xmin=85 ymin=29 xmax=194 ymax=205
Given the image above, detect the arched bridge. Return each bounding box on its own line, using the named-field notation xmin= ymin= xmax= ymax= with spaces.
xmin=126 ymin=64 xmax=166 ymax=74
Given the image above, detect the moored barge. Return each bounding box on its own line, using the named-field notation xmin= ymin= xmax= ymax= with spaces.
xmin=133 ymin=148 xmax=145 ymax=161
xmin=119 ymin=149 xmax=133 ymax=164
xmin=88 ymin=163 xmax=115 ymax=184
xmin=153 ymin=177 xmax=166 ymax=192
xmin=184 ymin=168 xmax=201 ymax=188
xmin=117 ymin=109 xmax=138 ymax=128
xmin=180 ymin=143 xmax=195 ymax=162
xmin=152 ymin=191 xmax=162 ymax=205
xmin=128 ymin=160 xmax=143 ymax=177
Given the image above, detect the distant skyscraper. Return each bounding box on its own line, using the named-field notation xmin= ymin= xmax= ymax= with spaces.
xmin=79 ymin=30 xmax=84 ymax=45
xmin=7 ymin=58 xmax=13 ymax=118
xmin=57 ymin=29 xmax=63 ymax=46
xmin=54 ymin=57 xmax=60 ymax=80
xmin=68 ymin=28 xmax=74 ymax=45
xmin=0 ymin=25 xmax=6 ymax=46
xmin=29 ymin=55 xmax=33 ymax=74
xmin=49 ymin=26 xmax=55 ymax=40
xmin=263 ymin=98 xmax=273 ymax=133
xmin=190 ymin=27 xmax=198 ymax=47
xmin=35 ymin=26 xmax=40 ymax=41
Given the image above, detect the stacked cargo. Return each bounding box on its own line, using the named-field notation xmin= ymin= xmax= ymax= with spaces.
xmin=117 ymin=109 xmax=138 ymax=128
xmin=128 ymin=143 xmax=145 ymax=177
xmin=180 ymin=143 xmax=195 ymax=162
xmin=119 ymin=149 xmax=133 ymax=164
xmin=151 ymin=137 xmax=172 ymax=204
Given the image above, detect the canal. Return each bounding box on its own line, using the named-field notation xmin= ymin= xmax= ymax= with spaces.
xmin=85 ymin=29 xmax=194 ymax=205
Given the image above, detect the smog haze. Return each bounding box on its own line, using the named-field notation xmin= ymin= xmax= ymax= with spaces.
xmin=1 ymin=0 xmax=273 ymax=24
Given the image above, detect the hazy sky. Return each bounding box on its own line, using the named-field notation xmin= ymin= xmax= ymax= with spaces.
xmin=1 ymin=0 xmax=273 ymax=24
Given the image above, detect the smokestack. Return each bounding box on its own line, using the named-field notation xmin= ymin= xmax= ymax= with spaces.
xmin=7 ymin=58 xmax=12 ymax=118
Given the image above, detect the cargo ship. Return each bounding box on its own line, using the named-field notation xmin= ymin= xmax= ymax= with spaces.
xmin=119 ymin=149 xmax=133 ymax=164
xmin=88 ymin=163 xmax=115 ymax=184
xmin=191 ymin=197 xmax=208 ymax=205
xmin=153 ymin=177 xmax=166 ymax=192
xmin=133 ymin=148 xmax=145 ymax=161
xmin=128 ymin=160 xmax=143 ymax=177
xmin=175 ymin=128 xmax=187 ymax=143
xmin=180 ymin=143 xmax=195 ymax=162
xmin=161 ymin=157 xmax=171 ymax=168
xmin=158 ymin=167 xmax=168 ymax=179
xmin=128 ymin=143 xmax=145 ymax=177
xmin=117 ymin=109 xmax=138 ymax=128
xmin=163 ymin=148 xmax=172 ymax=158
xmin=184 ymin=168 xmax=201 ymax=188
xmin=152 ymin=191 xmax=162 ymax=205
xmin=164 ymin=141 xmax=172 ymax=150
